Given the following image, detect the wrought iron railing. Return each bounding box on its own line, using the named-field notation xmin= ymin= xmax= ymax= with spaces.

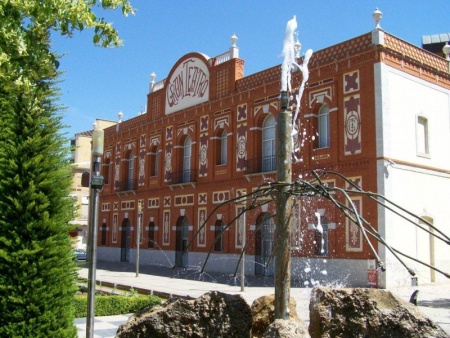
xmin=167 ymin=169 xmax=197 ymax=185
xmin=246 ymin=156 xmax=277 ymax=174
xmin=116 ymin=179 xmax=137 ymax=192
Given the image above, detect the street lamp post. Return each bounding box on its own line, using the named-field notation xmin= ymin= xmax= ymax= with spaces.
xmin=86 ymin=124 xmax=104 ymax=338
xmin=136 ymin=201 xmax=142 ymax=277
xmin=240 ymin=211 xmax=246 ymax=292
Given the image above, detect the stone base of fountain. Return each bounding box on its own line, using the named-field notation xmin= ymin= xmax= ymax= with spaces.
xmin=309 ymin=286 xmax=448 ymax=338
xmin=251 ymin=294 xmax=308 ymax=337
xmin=116 ymin=287 xmax=446 ymax=338
xmin=115 ymin=291 xmax=253 ymax=337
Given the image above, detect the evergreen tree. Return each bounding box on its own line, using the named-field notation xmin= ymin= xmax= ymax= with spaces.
xmin=0 ymin=1 xmax=133 ymax=336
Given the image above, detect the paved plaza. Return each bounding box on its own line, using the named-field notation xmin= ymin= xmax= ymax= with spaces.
xmin=76 ymin=262 xmax=450 ymax=337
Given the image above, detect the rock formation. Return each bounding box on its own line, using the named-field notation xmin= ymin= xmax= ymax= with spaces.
xmin=116 ymin=287 xmax=447 ymax=338
xmin=309 ymin=286 xmax=448 ymax=338
xmin=115 ymin=291 xmax=252 ymax=338
xmin=251 ymin=294 xmax=307 ymax=337
xmin=263 ymin=319 xmax=311 ymax=338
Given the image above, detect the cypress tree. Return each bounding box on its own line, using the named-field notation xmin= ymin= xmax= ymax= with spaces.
xmin=0 ymin=12 xmax=78 ymax=338
xmin=0 ymin=1 xmax=134 ymax=335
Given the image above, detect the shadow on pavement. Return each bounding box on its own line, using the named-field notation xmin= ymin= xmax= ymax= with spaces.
xmin=419 ymin=299 xmax=450 ymax=309
xmin=83 ymin=260 xmax=278 ymax=288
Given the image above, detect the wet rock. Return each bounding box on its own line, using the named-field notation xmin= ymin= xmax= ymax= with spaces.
xmin=309 ymin=286 xmax=448 ymax=338
xmin=263 ymin=319 xmax=311 ymax=338
xmin=115 ymin=291 xmax=252 ymax=338
xmin=251 ymin=294 xmax=303 ymax=338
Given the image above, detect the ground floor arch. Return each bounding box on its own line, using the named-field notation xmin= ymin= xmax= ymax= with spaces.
xmin=120 ymin=218 xmax=131 ymax=262
xmin=175 ymin=216 xmax=190 ymax=268
xmin=255 ymin=212 xmax=275 ymax=276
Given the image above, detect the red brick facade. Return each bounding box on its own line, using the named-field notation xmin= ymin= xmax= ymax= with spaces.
xmin=97 ymin=30 xmax=450 ymax=286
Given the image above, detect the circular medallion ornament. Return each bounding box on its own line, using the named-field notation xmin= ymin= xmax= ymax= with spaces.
xmin=345 ymin=111 xmax=360 ymax=140
xmin=238 ymin=136 xmax=246 ymax=158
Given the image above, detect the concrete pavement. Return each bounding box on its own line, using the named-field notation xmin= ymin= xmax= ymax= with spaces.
xmin=76 ymin=261 xmax=450 ymax=337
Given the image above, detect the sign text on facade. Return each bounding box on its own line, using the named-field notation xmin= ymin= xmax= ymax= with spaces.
xmin=166 ymin=57 xmax=209 ymax=114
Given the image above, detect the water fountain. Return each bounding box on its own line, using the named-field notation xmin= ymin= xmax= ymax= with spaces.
xmin=114 ymin=12 xmax=450 ymax=337
xmin=171 ymin=14 xmax=450 ymax=319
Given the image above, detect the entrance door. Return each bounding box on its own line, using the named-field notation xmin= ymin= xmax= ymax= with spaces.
xmin=255 ymin=213 xmax=275 ymax=276
xmin=175 ymin=216 xmax=189 ymax=268
xmin=418 ymin=217 xmax=436 ymax=283
xmin=120 ymin=218 xmax=131 ymax=262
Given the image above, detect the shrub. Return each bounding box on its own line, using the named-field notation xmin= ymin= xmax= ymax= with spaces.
xmin=74 ymin=294 xmax=161 ymax=318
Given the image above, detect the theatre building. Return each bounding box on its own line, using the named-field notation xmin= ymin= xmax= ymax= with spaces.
xmin=96 ymin=14 xmax=450 ymax=288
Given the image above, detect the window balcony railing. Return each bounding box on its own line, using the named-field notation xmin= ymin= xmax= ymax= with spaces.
xmin=167 ymin=169 xmax=197 ymax=185
xmin=116 ymin=178 xmax=137 ymax=192
xmin=246 ymin=156 xmax=277 ymax=175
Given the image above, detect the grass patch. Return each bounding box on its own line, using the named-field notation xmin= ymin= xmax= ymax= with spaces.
xmin=74 ymin=292 xmax=162 ymax=317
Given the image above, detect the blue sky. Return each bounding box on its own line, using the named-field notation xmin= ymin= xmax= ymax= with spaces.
xmin=52 ymin=1 xmax=449 ymax=139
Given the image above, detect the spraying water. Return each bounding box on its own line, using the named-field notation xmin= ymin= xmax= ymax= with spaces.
xmin=314 ymin=212 xmax=325 ymax=254
xmin=281 ymin=16 xmax=297 ymax=92
xmin=280 ymin=15 xmax=313 ymax=161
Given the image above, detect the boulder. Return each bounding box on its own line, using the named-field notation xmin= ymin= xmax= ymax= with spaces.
xmin=309 ymin=286 xmax=448 ymax=338
xmin=263 ymin=319 xmax=311 ymax=338
xmin=115 ymin=291 xmax=252 ymax=338
xmin=251 ymin=294 xmax=303 ymax=337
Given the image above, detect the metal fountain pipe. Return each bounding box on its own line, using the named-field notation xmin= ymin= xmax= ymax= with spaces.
xmin=274 ymin=91 xmax=293 ymax=319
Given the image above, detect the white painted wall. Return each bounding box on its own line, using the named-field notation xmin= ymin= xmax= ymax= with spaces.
xmin=375 ymin=63 xmax=450 ymax=288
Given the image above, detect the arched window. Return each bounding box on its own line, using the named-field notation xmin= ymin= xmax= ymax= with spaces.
xmin=318 ymin=104 xmax=330 ymax=148
xmin=416 ymin=116 xmax=429 ymax=156
xmin=219 ymin=130 xmax=227 ymax=165
xmin=126 ymin=152 xmax=134 ymax=190
xmin=262 ymin=114 xmax=276 ymax=172
xmin=183 ymin=136 xmax=192 ymax=183
xmin=149 ymin=146 xmax=159 ymax=177
xmin=103 ymin=159 xmax=110 ymax=185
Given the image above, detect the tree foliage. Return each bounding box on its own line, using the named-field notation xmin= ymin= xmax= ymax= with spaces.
xmin=0 ymin=1 xmax=133 ymax=336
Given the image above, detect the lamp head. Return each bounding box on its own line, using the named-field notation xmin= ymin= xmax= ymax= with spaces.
xmin=92 ymin=124 xmax=104 ymax=156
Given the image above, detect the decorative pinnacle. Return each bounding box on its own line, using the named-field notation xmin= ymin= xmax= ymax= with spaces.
xmin=372 ymin=8 xmax=382 ymax=30
xmin=443 ymin=42 xmax=450 ymax=61
xmin=231 ymin=33 xmax=238 ymax=47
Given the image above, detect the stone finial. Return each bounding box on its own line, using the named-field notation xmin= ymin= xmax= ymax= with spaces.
xmin=231 ymin=33 xmax=238 ymax=47
xmin=443 ymin=42 xmax=450 ymax=61
xmin=443 ymin=42 xmax=450 ymax=74
xmin=230 ymin=34 xmax=239 ymax=59
xmin=116 ymin=111 xmax=123 ymax=132
xmin=372 ymin=8 xmax=382 ymax=29
xmin=149 ymin=72 xmax=156 ymax=93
